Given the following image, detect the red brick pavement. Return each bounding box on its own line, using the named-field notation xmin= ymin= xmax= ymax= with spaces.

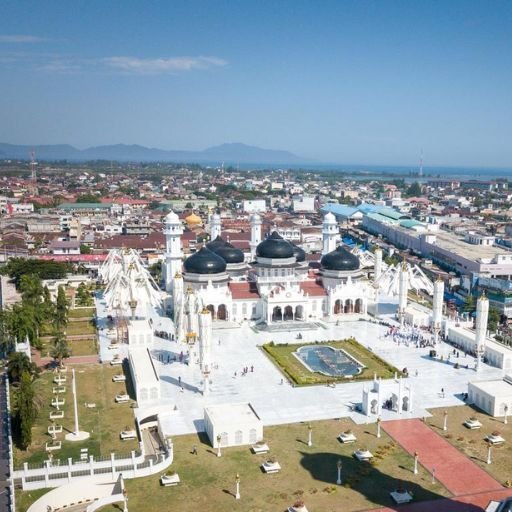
xmin=371 ymin=488 xmax=512 ymax=512
xmin=382 ymin=418 xmax=503 ymax=496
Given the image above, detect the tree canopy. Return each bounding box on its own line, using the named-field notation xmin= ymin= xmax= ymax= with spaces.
xmin=1 ymin=258 xmax=72 ymax=289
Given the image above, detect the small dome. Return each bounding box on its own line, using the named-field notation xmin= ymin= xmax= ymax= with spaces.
xmin=321 ymin=246 xmax=360 ymax=271
xmin=183 ymin=246 xmax=226 ymax=274
xmin=206 ymin=235 xmax=227 ymax=252
xmin=215 ymin=242 xmax=245 ymax=264
xmin=324 ymin=211 xmax=336 ymax=224
xmin=291 ymin=244 xmax=306 ymax=262
xmin=256 ymin=231 xmax=294 ymax=259
xmin=165 ymin=210 xmax=180 ymax=223
xmin=185 ymin=212 xmax=202 ymax=225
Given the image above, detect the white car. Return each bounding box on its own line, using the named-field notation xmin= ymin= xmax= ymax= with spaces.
xmin=115 ymin=394 xmax=130 ymax=403
xmin=112 ymin=374 xmax=126 ymax=382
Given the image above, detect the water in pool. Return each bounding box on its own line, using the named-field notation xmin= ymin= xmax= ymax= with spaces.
xmin=295 ymin=345 xmax=363 ymax=377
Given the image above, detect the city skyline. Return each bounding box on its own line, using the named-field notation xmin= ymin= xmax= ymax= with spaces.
xmin=1 ymin=0 xmax=512 ymax=167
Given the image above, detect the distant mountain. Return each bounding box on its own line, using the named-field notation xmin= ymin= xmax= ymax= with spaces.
xmin=0 ymin=142 xmax=310 ymax=165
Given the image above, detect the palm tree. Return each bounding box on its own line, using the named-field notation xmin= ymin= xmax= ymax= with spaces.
xmin=55 ymin=286 xmax=69 ymax=331
xmin=49 ymin=333 xmax=71 ymax=369
xmin=7 ymin=352 xmax=38 ymax=383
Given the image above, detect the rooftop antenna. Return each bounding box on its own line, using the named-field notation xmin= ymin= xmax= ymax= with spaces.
xmin=419 ymin=150 xmax=424 ymax=178
xmin=29 ymin=150 xmax=37 ymax=195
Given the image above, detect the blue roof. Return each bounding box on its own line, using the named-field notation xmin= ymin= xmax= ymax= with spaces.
xmin=320 ymin=204 xmax=359 ymax=218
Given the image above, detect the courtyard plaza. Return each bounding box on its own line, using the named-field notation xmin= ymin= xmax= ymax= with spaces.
xmin=95 ymin=295 xmax=504 ymax=437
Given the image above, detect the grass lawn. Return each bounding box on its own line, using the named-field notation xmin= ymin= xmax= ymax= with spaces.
xmin=87 ymin=419 xmax=449 ymax=512
xmin=69 ymin=307 xmax=96 ymax=319
xmin=426 ymin=406 xmax=512 ymax=487
xmin=39 ymin=338 xmax=97 ymax=357
xmin=262 ymin=338 xmax=400 ymax=386
xmin=13 ymin=363 xmax=137 ymax=468
xmin=65 ymin=320 xmax=96 ymax=336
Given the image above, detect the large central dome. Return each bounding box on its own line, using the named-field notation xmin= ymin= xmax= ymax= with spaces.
xmin=183 ymin=246 xmax=227 ymax=274
xmin=256 ymin=231 xmax=294 ymax=259
xmin=320 ymin=246 xmax=360 ymax=271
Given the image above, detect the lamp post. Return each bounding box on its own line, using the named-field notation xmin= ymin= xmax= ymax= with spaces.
xmin=336 ymin=459 xmax=342 ymax=485
xmin=216 ymin=434 xmax=222 ymax=457
xmin=487 ymin=442 xmax=492 ymax=465
xmin=376 ymin=416 xmax=381 ymax=438
xmin=413 ymin=451 xmax=419 ymax=475
xmin=235 ymin=473 xmax=240 ymax=500
xmin=307 ymin=423 xmax=312 ymax=447
xmin=443 ymin=411 xmax=448 ymax=432
xmin=431 ymin=467 xmax=436 ymax=484
xmin=504 ymin=405 xmax=509 ymax=425
xmin=123 ymin=488 xmax=128 ymax=512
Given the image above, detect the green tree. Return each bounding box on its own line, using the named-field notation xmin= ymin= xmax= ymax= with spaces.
xmin=14 ymin=371 xmax=36 ymax=449
xmin=7 ymin=352 xmax=39 ymax=383
xmin=55 ymin=286 xmax=69 ymax=331
xmin=19 ymin=274 xmax=43 ymax=307
xmin=80 ymin=244 xmax=92 ymax=254
xmin=49 ymin=333 xmax=71 ymax=368
xmin=6 ymin=303 xmax=40 ymax=346
xmin=463 ymin=295 xmax=475 ymax=314
xmin=76 ymin=193 xmax=99 ymax=203
xmin=406 ymin=182 xmax=423 ymax=197
xmin=487 ymin=307 xmax=501 ymax=332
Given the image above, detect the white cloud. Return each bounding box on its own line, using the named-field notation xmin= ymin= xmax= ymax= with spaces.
xmin=102 ymin=55 xmax=227 ymax=74
xmin=0 ymin=35 xmax=46 ymax=43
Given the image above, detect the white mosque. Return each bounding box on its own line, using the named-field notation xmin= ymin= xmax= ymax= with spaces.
xmin=163 ymin=210 xmax=375 ymax=340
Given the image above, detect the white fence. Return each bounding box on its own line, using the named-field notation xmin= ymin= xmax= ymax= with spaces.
xmin=13 ymin=443 xmax=173 ymax=490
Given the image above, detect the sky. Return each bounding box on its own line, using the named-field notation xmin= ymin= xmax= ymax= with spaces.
xmin=1 ymin=0 xmax=511 ymax=167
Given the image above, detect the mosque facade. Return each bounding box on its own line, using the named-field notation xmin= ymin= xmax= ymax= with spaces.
xmin=162 ymin=211 xmax=375 ymax=341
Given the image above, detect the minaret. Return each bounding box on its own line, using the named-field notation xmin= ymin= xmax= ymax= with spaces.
xmin=186 ymin=287 xmax=199 ymax=342
xmin=249 ymin=213 xmax=262 ymax=260
xmin=210 ymin=212 xmax=222 ymax=241
xmin=398 ymin=261 xmax=409 ymax=327
xmin=198 ymin=308 xmax=213 ymax=395
xmin=163 ymin=211 xmax=183 ymax=292
xmin=322 ymin=212 xmax=337 ymax=255
xmin=173 ymin=272 xmax=184 ymax=342
xmin=374 ymin=247 xmax=383 ymax=283
xmin=475 ymin=294 xmax=489 ymax=371
xmin=431 ymin=277 xmax=444 ymax=343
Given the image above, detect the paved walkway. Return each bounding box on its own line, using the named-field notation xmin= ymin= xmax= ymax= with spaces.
xmin=32 ymin=350 xmax=99 ymax=369
xmin=383 ymin=418 xmax=503 ymax=497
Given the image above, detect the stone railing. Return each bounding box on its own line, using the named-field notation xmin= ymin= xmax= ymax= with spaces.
xmin=13 ymin=443 xmax=173 ymax=490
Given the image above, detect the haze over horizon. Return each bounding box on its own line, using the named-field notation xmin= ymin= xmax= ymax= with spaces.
xmin=1 ymin=1 xmax=511 ymax=168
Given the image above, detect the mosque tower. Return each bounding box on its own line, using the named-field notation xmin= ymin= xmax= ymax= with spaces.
xmin=374 ymin=247 xmax=383 ymax=283
xmin=249 ymin=213 xmax=262 ymax=261
xmin=431 ymin=277 xmax=444 ymax=343
xmin=163 ymin=210 xmax=184 ymax=292
xmin=210 ymin=211 xmax=222 ymax=241
xmin=173 ymin=272 xmax=185 ymax=342
xmin=398 ymin=261 xmax=409 ymax=327
xmin=322 ymin=212 xmax=337 ymax=255
xmin=475 ymin=294 xmax=489 ymax=371
xmin=198 ymin=307 xmax=213 ymax=395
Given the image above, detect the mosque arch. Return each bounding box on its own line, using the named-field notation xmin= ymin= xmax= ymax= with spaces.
xmin=217 ymin=304 xmax=228 ymax=321
xmin=334 ymin=299 xmax=342 ymax=315
xmin=206 ymin=304 xmax=215 ymax=318
xmin=284 ymin=305 xmax=294 ymax=321
xmin=272 ymin=306 xmax=283 ymax=322
xmin=355 ymin=298 xmax=363 ymax=314
xmin=295 ymin=305 xmax=304 ymax=320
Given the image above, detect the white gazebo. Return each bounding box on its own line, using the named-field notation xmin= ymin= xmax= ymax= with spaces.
xmin=204 ymin=403 xmax=263 ymax=448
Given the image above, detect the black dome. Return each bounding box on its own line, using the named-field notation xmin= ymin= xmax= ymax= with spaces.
xmin=256 ymin=231 xmax=294 ymax=259
xmin=206 ymin=235 xmax=227 ymax=252
xmin=215 ymin=242 xmax=245 ymax=264
xmin=292 ymin=244 xmax=306 ymax=262
xmin=184 ymin=246 xmax=227 ymax=274
xmin=320 ymin=246 xmax=360 ymax=271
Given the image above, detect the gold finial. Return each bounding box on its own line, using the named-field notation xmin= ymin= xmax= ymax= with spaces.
xmin=174 ymin=272 xmax=182 ymax=279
